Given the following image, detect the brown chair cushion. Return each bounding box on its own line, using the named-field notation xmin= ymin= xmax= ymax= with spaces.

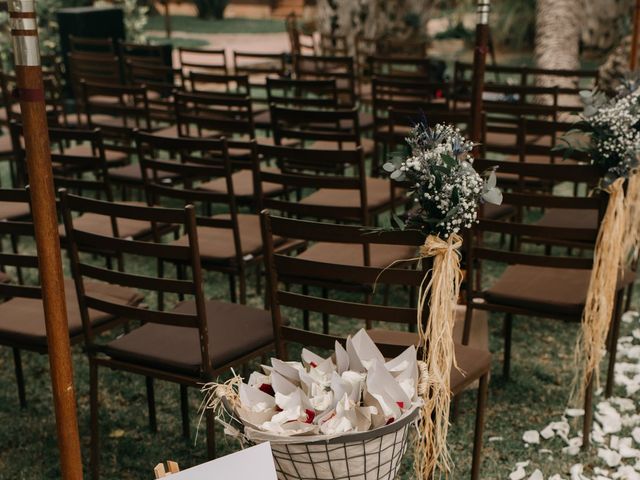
xmin=305 ymin=138 xmax=375 ymax=157
xmin=0 ymin=278 xmax=142 ymax=346
xmin=108 ymin=163 xmax=179 ymax=183
xmin=367 ymin=328 xmax=491 ymax=395
xmin=198 ymin=167 xmax=284 ymax=198
xmin=481 ymin=203 xmax=515 ymax=221
xmin=535 ymin=208 xmax=598 ymax=232
xmin=151 ymin=125 xmax=181 ymax=138
xmin=300 ymin=177 xmax=397 ymax=213
xmin=56 ymin=143 xmax=128 ymax=166
xmin=172 ymin=213 xmax=282 ymax=262
xmin=0 ymin=130 xmax=12 ymax=156
xmin=484 ymin=265 xmax=635 ymax=316
xmin=298 ymin=242 xmax=416 ymax=268
xmin=0 ymin=271 xmax=11 ymax=284
xmin=0 ymin=201 xmax=30 ymax=221
xmin=254 ymin=110 xmax=272 ymax=129
xmin=103 ymin=300 xmax=273 ymax=373
xmin=58 ymin=201 xmax=157 ymax=240
xmin=485 ymin=132 xmax=550 ymax=148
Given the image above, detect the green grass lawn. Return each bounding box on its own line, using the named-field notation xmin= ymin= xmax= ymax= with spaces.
xmin=145 ymin=15 xmax=286 ymax=34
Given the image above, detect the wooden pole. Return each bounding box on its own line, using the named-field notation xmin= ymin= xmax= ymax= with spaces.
xmin=631 ymin=0 xmax=640 ymax=70
xmin=470 ymin=0 xmax=490 ymax=149
xmin=163 ymin=0 xmax=172 ymax=39
xmin=8 ymin=2 xmax=83 ymax=479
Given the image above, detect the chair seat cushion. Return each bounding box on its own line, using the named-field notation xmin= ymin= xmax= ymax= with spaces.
xmin=0 ymin=201 xmax=30 ymax=221
xmin=485 ymin=131 xmax=550 ymax=148
xmin=55 ymin=143 xmax=128 ymax=166
xmin=102 ymin=300 xmax=274 ymax=373
xmin=367 ymin=329 xmax=491 ymax=395
xmin=481 ymin=203 xmax=515 ymax=221
xmin=59 ymin=201 xmax=156 ymax=239
xmin=484 ymin=265 xmax=635 ymax=316
xmin=306 ymin=138 xmax=375 ymax=157
xmin=254 ymin=109 xmax=272 ymax=129
xmin=0 ymin=130 xmax=12 ymax=156
xmin=298 ymin=242 xmax=416 ymax=268
xmin=172 ymin=213 xmax=280 ymax=263
xmin=108 ymin=163 xmax=179 ymax=183
xmin=0 ymin=278 xmax=142 ymax=346
xmin=535 ymin=208 xmax=598 ymax=232
xmin=300 ymin=177 xmax=398 ymax=213
xmin=152 ymin=125 xmax=181 ymax=138
xmin=198 ymin=167 xmax=283 ymax=198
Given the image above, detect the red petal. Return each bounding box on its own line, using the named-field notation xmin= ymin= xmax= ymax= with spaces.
xmin=310 ymin=362 xmax=318 ymax=368
xmin=385 ymin=417 xmax=395 ymax=425
xmin=258 ymin=383 xmax=275 ymax=396
xmin=304 ymin=409 xmax=316 ymax=424
xmin=396 ymin=401 xmax=404 ymax=409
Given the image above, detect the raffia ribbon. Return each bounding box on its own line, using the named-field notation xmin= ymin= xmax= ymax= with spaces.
xmin=413 ymin=233 xmax=464 ymax=479
xmin=571 ymin=178 xmax=626 ymax=405
xmin=622 ymin=171 xmax=640 ymax=266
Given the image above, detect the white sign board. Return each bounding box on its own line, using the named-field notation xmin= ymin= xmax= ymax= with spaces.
xmin=167 ymin=442 xmax=277 ymax=479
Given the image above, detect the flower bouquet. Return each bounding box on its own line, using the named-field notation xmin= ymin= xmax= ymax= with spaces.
xmin=204 ymin=329 xmax=424 ymax=480
xmin=379 ymin=119 xmax=501 ymax=477
xmin=553 ymin=77 xmax=640 ymax=407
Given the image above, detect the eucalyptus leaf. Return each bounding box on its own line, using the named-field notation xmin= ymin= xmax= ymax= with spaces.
xmin=382 ymin=162 xmax=397 ymax=173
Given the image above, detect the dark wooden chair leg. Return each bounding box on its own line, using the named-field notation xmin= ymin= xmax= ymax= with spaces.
xmin=90 ymin=360 xmax=100 ymax=480
xmin=451 ymin=396 xmax=460 ymax=423
xmin=624 ymin=281 xmax=635 ymax=312
xmin=322 ymin=287 xmax=329 ymax=334
xmin=180 ymin=385 xmax=190 ymax=440
xmin=12 ymin=348 xmax=26 ymax=408
xmin=605 ymin=290 xmax=625 ymax=398
xmin=302 ymin=284 xmax=310 ymax=330
xmin=470 ymin=373 xmax=489 ymax=480
xmin=239 ymin=270 xmax=247 ymax=305
xmin=228 ymin=274 xmax=237 ymax=303
xmin=146 ymin=377 xmax=157 ymax=433
xmin=503 ymin=314 xmax=513 ymax=380
xmin=582 ymin=376 xmax=594 ymax=450
xmin=206 ymin=408 xmax=216 ymax=459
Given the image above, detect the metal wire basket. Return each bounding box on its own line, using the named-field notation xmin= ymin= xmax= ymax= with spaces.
xmin=221 ymin=397 xmax=420 ymax=480
xmin=267 ymin=407 xmax=420 ymax=480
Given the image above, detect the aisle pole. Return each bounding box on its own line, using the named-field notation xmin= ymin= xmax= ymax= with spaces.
xmin=470 ymin=0 xmax=490 ymax=150
xmin=8 ymin=1 xmax=83 ymax=478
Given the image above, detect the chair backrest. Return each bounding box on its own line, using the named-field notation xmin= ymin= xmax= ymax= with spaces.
xmin=266 ymin=77 xmax=338 ymax=109
xmin=0 ymin=72 xmax=63 ymax=125
xmin=516 ymin=117 xmax=590 ymax=166
xmin=69 ymin=35 xmax=115 ymax=54
xmin=255 ymin=143 xmax=371 ymax=224
xmin=271 ymin=104 xmax=362 ymax=148
xmin=0 ymin=188 xmax=39 ymax=296
xmin=260 ymin=211 xmax=426 ymax=358
xmin=188 ymin=71 xmax=250 ymax=95
xmin=294 ymin=54 xmax=357 ymax=106
xmin=319 ymin=33 xmax=349 ymax=57
xmin=286 ymin=13 xmax=316 ymax=57
xmin=470 ymin=158 xmax=605 ymax=253
xmin=68 ymin=52 xmax=123 ymax=99
xmin=60 ymin=191 xmax=212 ymax=374
xmin=371 ymin=76 xmax=451 ymax=131
xmin=233 ymin=51 xmax=288 ymax=82
xmin=118 ymin=41 xmax=168 ymax=67
xmin=81 ymin=81 xmax=152 ymax=154
xmin=136 ymin=132 xmax=245 ymax=265
xmin=174 ymin=90 xmax=255 ymax=139
xmin=369 ymin=55 xmax=433 ymax=79
xmin=10 ymin=122 xmax=114 ymax=200
xmin=178 ymin=47 xmax=228 ymax=76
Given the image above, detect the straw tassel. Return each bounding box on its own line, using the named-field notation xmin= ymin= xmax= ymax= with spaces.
xmin=622 ymin=171 xmax=640 ymax=265
xmin=413 ymin=234 xmax=464 ymax=479
xmin=571 ymin=178 xmax=626 ymax=405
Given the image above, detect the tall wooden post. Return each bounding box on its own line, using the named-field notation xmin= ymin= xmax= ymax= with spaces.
xmin=631 ymin=0 xmax=640 ymax=70
xmin=163 ymin=0 xmax=172 ymax=39
xmin=8 ymin=1 xmax=83 ymax=479
xmin=470 ymin=0 xmax=490 ymax=149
